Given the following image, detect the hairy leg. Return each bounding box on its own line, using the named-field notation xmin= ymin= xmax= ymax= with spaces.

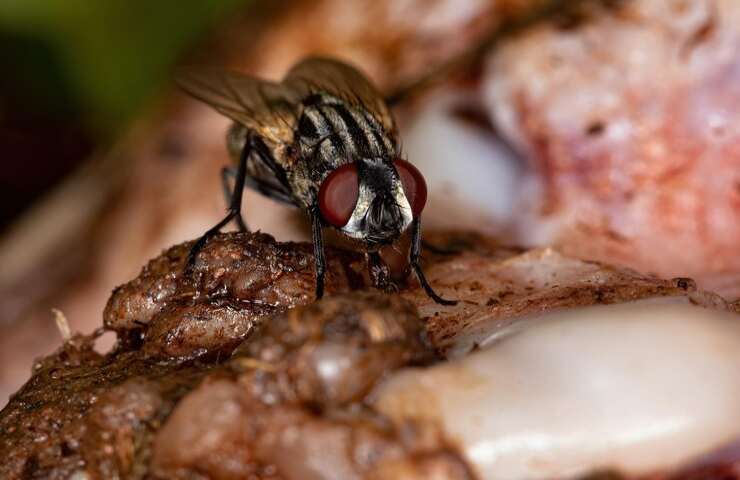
xmin=410 ymin=217 xmax=457 ymax=306
xmin=220 ymin=166 xmax=248 ymax=232
xmin=310 ymin=207 xmax=326 ymax=300
xmin=186 ymin=135 xmax=250 ymax=272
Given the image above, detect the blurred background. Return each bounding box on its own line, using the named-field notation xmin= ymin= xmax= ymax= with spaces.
xmin=0 ymin=0 xmax=245 ymax=229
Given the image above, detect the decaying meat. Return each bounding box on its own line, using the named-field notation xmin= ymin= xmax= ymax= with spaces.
xmin=150 ymin=291 xmax=470 ymax=480
xmin=2 ymin=232 xmax=738 ymax=479
xmin=482 ymin=0 xmax=740 ymax=298
xmin=0 ymin=233 xmax=466 ymax=479
xmin=398 ymin=0 xmax=740 ymax=301
xmin=375 ymin=301 xmax=740 ymax=480
xmin=229 ymin=291 xmax=433 ymax=407
xmin=0 ymin=336 xmax=206 ymax=480
xmin=402 ymin=232 xmax=732 ymax=356
xmin=105 ymin=232 xmax=361 ymax=358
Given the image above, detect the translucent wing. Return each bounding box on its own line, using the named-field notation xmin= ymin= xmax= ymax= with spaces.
xmin=176 ymin=67 xmax=299 ymax=146
xmin=283 ymin=57 xmax=396 ymax=134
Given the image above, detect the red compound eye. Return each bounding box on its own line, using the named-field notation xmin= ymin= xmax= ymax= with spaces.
xmin=318 ymin=162 xmax=360 ymax=227
xmin=394 ymin=159 xmax=427 ymax=217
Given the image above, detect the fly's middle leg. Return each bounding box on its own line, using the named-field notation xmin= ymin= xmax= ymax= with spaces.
xmin=186 ymin=135 xmax=251 ymax=273
xmin=220 ymin=167 xmax=249 ymax=232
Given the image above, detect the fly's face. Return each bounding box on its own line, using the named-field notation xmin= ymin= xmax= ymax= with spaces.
xmin=317 ymin=157 xmax=427 ymax=248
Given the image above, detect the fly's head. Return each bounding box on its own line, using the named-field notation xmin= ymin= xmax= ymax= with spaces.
xmin=318 ymin=158 xmax=427 ymax=249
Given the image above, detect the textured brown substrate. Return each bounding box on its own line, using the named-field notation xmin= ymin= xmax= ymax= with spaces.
xmin=1 ymin=231 xmax=736 ymax=479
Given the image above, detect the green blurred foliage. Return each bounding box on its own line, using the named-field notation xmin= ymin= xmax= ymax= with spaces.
xmin=0 ymin=0 xmax=247 ymax=135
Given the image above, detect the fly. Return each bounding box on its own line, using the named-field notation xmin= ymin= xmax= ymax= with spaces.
xmin=177 ymin=57 xmax=456 ymax=305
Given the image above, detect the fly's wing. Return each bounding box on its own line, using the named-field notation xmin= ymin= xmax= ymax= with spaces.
xmin=176 ymin=67 xmax=299 ymax=147
xmin=283 ymin=57 xmax=396 ymax=135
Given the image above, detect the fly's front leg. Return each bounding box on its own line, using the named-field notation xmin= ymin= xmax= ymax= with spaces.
xmin=220 ymin=167 xmax=248 ymax=232
xmin=368 ymin=251 xmax=398 ymax=293
xmin=186 ymin=135 xmax=251 ymax=273
xmin=310 ymin=206 xmax=326 ymax=300
xmin=410 ymin=217 xmax=457 ymax=306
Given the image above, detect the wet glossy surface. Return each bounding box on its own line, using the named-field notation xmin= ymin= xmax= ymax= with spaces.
xmin=375 ymin=302 xmax=740 ymax=480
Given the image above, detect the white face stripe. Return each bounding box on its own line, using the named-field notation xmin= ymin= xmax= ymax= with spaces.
xmin=340 ymin=162 xmax=413 ymax=244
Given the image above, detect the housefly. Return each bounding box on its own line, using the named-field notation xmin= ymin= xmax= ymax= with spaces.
xmin=177 ymin=57 xmax=456 ymax=305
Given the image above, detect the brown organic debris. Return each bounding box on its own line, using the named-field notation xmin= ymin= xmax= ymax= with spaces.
xmin=0 ymin=232 xmax=471 ymax=479
xmin=2 ymin=231 xmax=734 ymax=479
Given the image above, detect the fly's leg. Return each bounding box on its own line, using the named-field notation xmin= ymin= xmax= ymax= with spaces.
xmin=368 ymin=251 xmax=398 ymax=293
xmin=184 ymin=214 xmax=236 ymax=274
xmin=310 ymin=206 xmax=326 ymax=300
xmin=410 ymin=217 xmax=457 ymax=306
xmin=186 ymin=136 xmax=250 ymax=273
xmin=220 ymin=167 xmax=248 ymax=232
